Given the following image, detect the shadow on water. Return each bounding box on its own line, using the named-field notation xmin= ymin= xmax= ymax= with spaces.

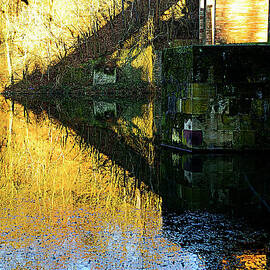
xmin=2 ymin=89 xmax=270 ymax=269
xmin=160 ymin=150 xmax=270 ymax=268
xmin=2 ymin=90 xmax=159 ymax=192
xmin=161 ymin=151 xmax=270 ymax=221
xmin=4 ymin=90 xmax=270 ymax=217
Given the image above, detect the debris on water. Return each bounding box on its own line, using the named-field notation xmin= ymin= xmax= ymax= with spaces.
xmin=162 ymin=210 xmax=270 ymax=269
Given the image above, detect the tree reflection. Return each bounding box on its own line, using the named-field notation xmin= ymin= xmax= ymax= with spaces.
xmin=0 ymin=95 xmax=205 ymax=269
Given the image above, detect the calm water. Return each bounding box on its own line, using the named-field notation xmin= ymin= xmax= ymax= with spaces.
xmin=0 ymin=93 xmax=269 ymax=269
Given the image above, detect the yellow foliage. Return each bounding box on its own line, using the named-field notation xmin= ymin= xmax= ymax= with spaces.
xmin=222 ymin=254 xmax=267 ymax=269
xmin=111 ymin=99 xmax=156 ymax=166
xmin=160 ymin=0 xmax=186 ymax=21
xmin=113 ymin=17 xmax=154 ymax=83
xmin=0 ymin=0 xmax=126 ymax=85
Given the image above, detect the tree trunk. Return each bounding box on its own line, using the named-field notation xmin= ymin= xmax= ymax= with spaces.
xmin=203 ymin=0 xmax=207 ymax=44
xmin=4 ymin=3 xmax=14 ymax=147
xmin=268 ymin=0 xmax=270 ymax=42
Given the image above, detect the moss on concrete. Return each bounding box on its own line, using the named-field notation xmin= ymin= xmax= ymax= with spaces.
xmin=162 ymin=44 xmax=270 ymax=151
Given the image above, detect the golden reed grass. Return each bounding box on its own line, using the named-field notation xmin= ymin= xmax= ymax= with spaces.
xmin=0 ymin=0 xmax=125 ymax=82
xmin=0 ymin=94 xmax=162 ymax=222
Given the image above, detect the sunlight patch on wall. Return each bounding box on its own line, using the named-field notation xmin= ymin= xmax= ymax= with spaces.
xmin=215 ymin=0 xmax=269 ymax=43
xmin=112 ymin=17 xmax=154 ymax=83
xmin=160 ymin=0 xmax=186 ymax=21
xmin=109 ymin=18 xmax=155 ymax=165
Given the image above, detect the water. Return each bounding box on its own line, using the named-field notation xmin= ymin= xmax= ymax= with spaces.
xmin=0 ymin=93 xmax=269 ymax=269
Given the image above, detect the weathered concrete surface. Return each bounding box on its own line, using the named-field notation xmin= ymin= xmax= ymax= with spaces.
xmin=162 ymin=44 xmax=270 ymax=151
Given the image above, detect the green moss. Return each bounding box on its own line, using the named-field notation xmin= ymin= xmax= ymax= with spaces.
xmin=251 ymin=99 xmax=264 ymax=117
xmin=191 ymin=83 xmax=215 ymax=98
xmin=161 ymin=114 xmax=174 ymax=144
xmin=163 ymin=46 xmax=193 ymax=85
xmin=219 ymin=115 xmax=239 ymax=130
xmin=61 ymin=65 xmax=92 ymax=88
xmin=181 ymin=98 xmax=208 ymax=114
xmin=233 ymin=131 xmax=255 ymax=148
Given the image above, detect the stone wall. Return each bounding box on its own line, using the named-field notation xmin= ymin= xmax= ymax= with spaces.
xmin=93 ymin=69 xmax=117 ymax=85
xmin=153 ymin=50 xmax=163 ymax=85
xmin=162 ymin=44 xmax=270 ymax=151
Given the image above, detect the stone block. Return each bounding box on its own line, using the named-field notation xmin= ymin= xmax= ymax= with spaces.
xmin=93 ymin=69 xmax=117 ymax=85
xmin=217 ymin=115 xmax=240 ymax=130
xmin=168 ymin=95 xmax=176 ymax=114
xmin=176 ymin=99 xmax=182 ymax=113
xmin=239 ymin=114 xmax=252 ymax=130
xmin=217 ymin=98 xmax=230 ymax=114
xmin=241 ymin=130 xmax=256 ymax=146
xmin=172 ymin=128 xmax=181 ymax=144
xmin=182 ymin=129 xmax=203 ymax=147
xmin=205 ymin=116 xmax=218 ymax=131
xmin=217 ymin=130 xmax=233 ymax=148
xmin=183 ymin=118 xmax=203 ymax=131
xmin=251 ymin=99 xmax=264 ymax=118
xmin=182 ymin=98 xmax=209 ymax=114
xmin=189 ymin=83 xmax=216 ymax=98
xmin=203 ymin=130 xmax=218 ymax=146
xmin=93 ymin=101 xmax=117 ymax=119
xmin=153 ymin=50 xmax=162 ymax=85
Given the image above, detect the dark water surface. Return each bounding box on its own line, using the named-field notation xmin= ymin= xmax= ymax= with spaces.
xmin=0 ymin=93 xmax=270 ymax=269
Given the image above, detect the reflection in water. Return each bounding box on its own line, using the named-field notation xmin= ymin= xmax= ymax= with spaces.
xmin=160 ymin=151 xmax=270 ymax=269
xmin=161 ymin=151 xmax=270 ymax=221
xmin=0 ymin=45 xmax=8 ymax=89
xmin=0 ymin=94 xmax=270 ymax=269
xmin=0 ymin=202 xmax=204 ymax=269
xmin=0 ymin=95 xmax=204 ymax=269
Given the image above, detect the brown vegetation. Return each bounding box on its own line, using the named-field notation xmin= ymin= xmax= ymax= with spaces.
xmin=0 ymin=0 xmax=199 ymax=92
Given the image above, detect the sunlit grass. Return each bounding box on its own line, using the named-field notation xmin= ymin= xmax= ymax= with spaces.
xmin=0 ymin=0 xmax=172 ymax=90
